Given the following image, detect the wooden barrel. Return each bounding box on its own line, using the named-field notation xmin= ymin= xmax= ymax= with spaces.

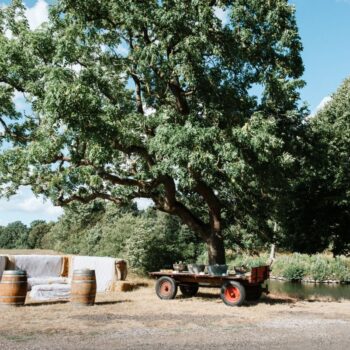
xmin=0 ymin=270 xmax=27 ymax=307
xmin=71 ymin=269 xmax=96 ymax=306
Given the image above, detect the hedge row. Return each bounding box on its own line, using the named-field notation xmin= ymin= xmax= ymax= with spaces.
xmin=228 ymin=253 xmax=350 ymax=282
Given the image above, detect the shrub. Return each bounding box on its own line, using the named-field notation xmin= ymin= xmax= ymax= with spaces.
xmin=282 ymin=262 xmax=306 ymax=281
xmin=272 ymin=253 xmax=308 ymax=281
xmin=123 ymin=213 xmax=203 ymax=273
xmin=329 ymin=257 xmax=350 ymax=282
xmin=228 ymin=253 xmax=269 ymax=270
xmin=308 ymin=255 xmax=331 ymax=281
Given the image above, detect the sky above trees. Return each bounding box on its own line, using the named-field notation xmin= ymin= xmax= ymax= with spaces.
xmin=0 ymin=0 xmax=350 ymax=225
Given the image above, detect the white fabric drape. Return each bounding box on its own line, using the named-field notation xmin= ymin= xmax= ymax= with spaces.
xmin=72 ymin=256 xmax=116 ymax=292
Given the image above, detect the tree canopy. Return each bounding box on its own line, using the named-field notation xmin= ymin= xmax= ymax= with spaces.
xmin=278 ymin=78 xmax=350 ymax=256
xmin=0 ymin=0 xmax=305 ymax=263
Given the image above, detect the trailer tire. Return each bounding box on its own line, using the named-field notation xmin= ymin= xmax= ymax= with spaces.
xmin=179 ymin=283 xmax=199 ymax=297
xmin=220 ymin=281 xmax=246 ymax=306
xmin=155 ymin=277 xmax=178 ymax=300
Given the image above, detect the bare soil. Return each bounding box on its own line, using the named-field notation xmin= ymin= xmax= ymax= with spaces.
xmin=0 ymin=275 xmax=349 ymax=350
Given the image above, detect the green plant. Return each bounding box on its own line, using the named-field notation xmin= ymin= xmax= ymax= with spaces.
xmin=282 ymin=263 xmax=306 ymax=281
xmin=308 ymin=255 xmax=330 ymax=281
xmin=271 ymin=253 xmax=307 ymax=280
xmin=227 ymin=253 xmax=269 ymax=270
xmin=329 ymin=257 xmax=350 ymax=282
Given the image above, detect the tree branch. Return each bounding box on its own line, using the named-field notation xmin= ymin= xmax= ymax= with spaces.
xmin=142 ymin=26 xmax=151 ymax=45
xmin=131 ymin=73 xmax=144 ymax=114
xmin=97 ymin=169 xmax=144 ymax=187
xmin=0 ymin=79 xmax=26 ymax=93
xmin=193 ymin=178 xmax=222 ymax=234
xmin=0 ymin=117 xmax=30 ymax=143
xmin=111 ymin=141 xmax=155 ymax=167
xmin=50 ymin=154 xmax=146 ymax=188
xmin=153 ymin=175 xmax=211 ymax=239
xmin=168 ymin=77 xmax=190 ymax=115
xmin=57 ymin=192 xmax=122 ymax=206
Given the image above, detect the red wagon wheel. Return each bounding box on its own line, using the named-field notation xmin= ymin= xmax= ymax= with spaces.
xmin=220 ymin=281 xmax=246 ymax=306
xmin=155 ymin=276 xmax=178 ymax=300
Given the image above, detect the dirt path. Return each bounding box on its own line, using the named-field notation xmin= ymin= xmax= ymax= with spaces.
xmin=0 ymin=281 xmax=349 ymax=350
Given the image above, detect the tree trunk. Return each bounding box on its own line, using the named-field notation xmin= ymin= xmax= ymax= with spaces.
xmin=206 ymin=233 xmax=226 ymax=265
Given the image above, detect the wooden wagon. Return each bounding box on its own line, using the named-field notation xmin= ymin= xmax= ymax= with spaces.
xmin=149 ymin=265 xmax=270 ymax=306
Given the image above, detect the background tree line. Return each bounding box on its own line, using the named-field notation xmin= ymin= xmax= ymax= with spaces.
xmin=0 ymin=202 xmax=206 ymax=272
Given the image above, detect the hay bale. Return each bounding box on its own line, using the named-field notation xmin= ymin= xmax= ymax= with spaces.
xmin=0 ymin=256 xmax=8 ymax=277
xmin=115 ymin=259 xmax=127 ymax=281
xmin=6 ymin=255 xmax=16 ymax=270
xmin=60 ymin=256 xmax=70 ymax=277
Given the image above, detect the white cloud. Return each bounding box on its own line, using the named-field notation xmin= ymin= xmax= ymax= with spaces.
xmin=316 ymin=96 xmax=332 ymax=112
xmin=134 ymin=198 xmax=153 ymax=210
xmin=70 ymin=64 xmax=82 ymax=74
xmin=13 ymin=90 xmax=26 ymax=110
xmin=25 ymin=0 xmax=49 ymax=30
xmin=307 ymin=96 xmax=332 ymax=119
xmin=214 ymin=6 xmax=230 ymax=26
xmin=4 ymin=29 xmax=13 ymax=39
xmin=0 ymin=186 xmax=63 ymax=225
xmin=144 ymin=106 xmax=156 ymax=116
xmin=17 ymin=194 xmax=62 ymax=216
xmin=0 ymin=0 xmax=48 ymax=35
xmin=12 ymin=90 xmax=33 ymax=115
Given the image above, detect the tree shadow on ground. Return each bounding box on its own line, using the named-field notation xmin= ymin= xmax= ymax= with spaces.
xmin=95 ymin=300 xmax=131 ymax=305
xmin=195 ymin=292 xmax=220 ymax=299
xmin=25 ymin=299 xmax=131 ymax=307
xmin=245 ymin=296 xmax=296 ymax=306
xmin=178 ymin=292 xmax=297 ymax=306
xmin=175 ymin=292 xmax=220 ymax=300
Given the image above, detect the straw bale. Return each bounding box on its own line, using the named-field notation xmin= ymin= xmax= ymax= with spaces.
xmin=6 ymin=255 xmax=16 ymax=270
xmin=115 ymin=259 xmax=128 ymax=281
xmin=60 ymin=256 xmax=70 ymax=277
xmin=0 ymin=255 xmax=8 ymax=277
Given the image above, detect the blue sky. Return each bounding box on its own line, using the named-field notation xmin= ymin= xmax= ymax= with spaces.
xmin=1 ymin=0 xmax=350 ymax=225
xmin=292 ymin=0 xmax=350 ymax=113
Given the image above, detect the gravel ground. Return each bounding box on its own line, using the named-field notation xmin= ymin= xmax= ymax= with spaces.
xmin=0 ymin=280 xmax=349 ymax=350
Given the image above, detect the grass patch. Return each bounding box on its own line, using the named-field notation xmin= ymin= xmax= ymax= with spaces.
xmin=227 ymin=252 xmax=350 ymax=282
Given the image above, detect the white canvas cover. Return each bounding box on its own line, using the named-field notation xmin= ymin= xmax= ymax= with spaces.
xmin=13 ymin=255 xmax=62 ymax=278
xmin=30 ymin=283 xmax=71 ymax=301
xmin=0 ymin=256 xmax=6 ymax=278
xmin=28 ymin=277 xmax=70 ymax=290
xmin=72 ymin=256 xmax=116 ymax=292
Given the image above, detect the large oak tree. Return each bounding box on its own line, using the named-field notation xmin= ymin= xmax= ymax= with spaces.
xmin=0 ymin=0 xmax=304 ymax=264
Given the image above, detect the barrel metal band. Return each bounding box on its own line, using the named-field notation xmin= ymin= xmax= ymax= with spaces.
xmin=0 ymin=302 xmax=24 ymax=305
xmin=0 ymin=295 xmax=26 ymax=299
xmin=72 ymin=280 xmax=96 ymax=284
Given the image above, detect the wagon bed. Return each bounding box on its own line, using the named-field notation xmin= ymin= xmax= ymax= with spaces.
xmin=149 ymin=265 xmax=270 ymax=306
